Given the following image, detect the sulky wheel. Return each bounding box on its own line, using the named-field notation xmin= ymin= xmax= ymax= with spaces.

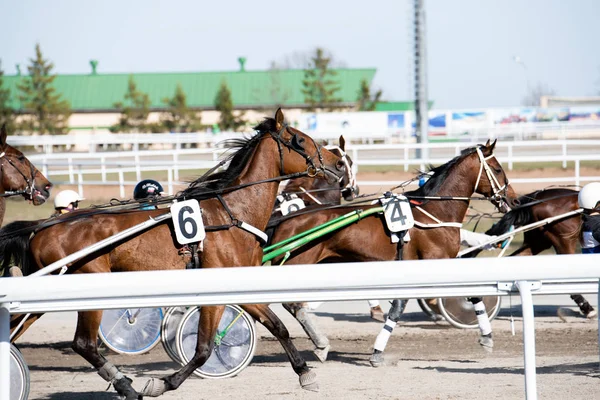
xmin=176 ymin=305 xmax=257 ymax=379
xmin=438 ymin=296 xmax=502 ymax=329
xmin=10 ymin=344 xmax=30 ymax=400
xmin=98 ymin=308 xmax=163 ymax=355
xmin=160 ymin=306 xmax=187 ymax=364
xmin=417 ymin=298 xmax=444 ymax=321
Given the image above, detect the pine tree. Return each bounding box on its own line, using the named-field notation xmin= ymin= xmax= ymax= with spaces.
xmin=214 ymin=81 xmax=245 ymax=131
xmin=160 ymin=84 xmax=202 ymax=132
xmin=301 ymin=48 xmax=342 ymax=112
xmin=356 ymin=79 xmax=382 ymax=111
xmin=110 ymin=75 xmax=151 ymax=133
xmin=0 ymin=60 xmax=16 ymax=133
xmin=17 ymin=44 xmax=71 ymax=135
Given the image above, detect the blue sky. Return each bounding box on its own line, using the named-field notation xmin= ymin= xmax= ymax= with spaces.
xmin=1 ymin=0 xmax=598 ymax=109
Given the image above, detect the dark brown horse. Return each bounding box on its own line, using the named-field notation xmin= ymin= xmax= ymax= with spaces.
xmin=0 ymin=123 xmax=52 ymax=227
xmin=267 ymin=140 xmax=518 ymax=364
xmin=468 ymin=187 xmax=596 ymax=317
xmin=1 ymin=109 xmax=347 ymax=399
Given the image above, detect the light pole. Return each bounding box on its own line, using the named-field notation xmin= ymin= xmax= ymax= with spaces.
xmin=513 ymin=55 xmax=531 ymax=98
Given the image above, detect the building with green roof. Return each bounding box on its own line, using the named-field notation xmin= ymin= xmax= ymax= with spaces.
xmin=3 ymin=60 xmax=424 ymax=132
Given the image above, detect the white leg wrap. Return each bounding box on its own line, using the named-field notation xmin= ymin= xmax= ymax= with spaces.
xmin=367 ymin=300 xmax=380 ymax=308
xmin=373 ymin=319 xmax=396 ymax=352
xmin=97 ymin=362 xmax=125 ymax=382
xmin=306 ymin=302 xmax=323 ymax=310
xmin=474 ymin=301 xmax=492 ymax=336
xmin=141 ymin=378 xmax=168 ymax=397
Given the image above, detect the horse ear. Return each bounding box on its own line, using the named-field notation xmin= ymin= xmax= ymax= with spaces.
xmin=0 ymin=123 xmax=7 ymax=147
xmin=484 ymin=139 xmax=491 ymax=147
xmin=339 ymin=135 xmax=346 ymax=152
xmin=489 ymin=139 xmax=497 ymax=151
xmin=275 ymin=108 xmax=284 ymax=131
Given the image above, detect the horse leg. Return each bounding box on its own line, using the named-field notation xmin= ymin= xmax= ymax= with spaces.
xmin=570 ymin=294 xmax=597 ymax=318
xmin=242 ymin=304 xmax=318 ymax=391
xmin=150 ymin=305 xmax=225 ymax=396
xmin=283 ymin=302 xmax=330 ymax=362
xmin=369 ymin=299 xmax=406 ymax=367
xmin=469 ymin=297 xmax=493 ymax=352
xmin=10 ymin=313 xmax=44 ymax=342
xmin=72 ymin=310 xmax=139 ymax=400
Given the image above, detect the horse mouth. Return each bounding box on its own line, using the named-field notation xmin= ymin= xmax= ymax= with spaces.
xmin=29 ymin=190 xmax=49 ymax=206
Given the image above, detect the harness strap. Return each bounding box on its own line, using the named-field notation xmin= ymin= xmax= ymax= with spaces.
xmin=299 ymin=187 xmax=323 ymax=205
xmin=414 ymin=206 xmax=463 ymax=228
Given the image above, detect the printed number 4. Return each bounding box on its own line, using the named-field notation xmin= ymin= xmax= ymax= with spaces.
xmin=390 ymin=201 xmax=407 ymax=224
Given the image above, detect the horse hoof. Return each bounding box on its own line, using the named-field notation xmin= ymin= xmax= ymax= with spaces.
xmin=370 ymin=306 xmax=386 ymax=322
xmin=113 ymin=376 xmax=139 ymax=400
xmin=586 ymin=309 xmax=597 ymax=319
xmin=314 ymin=345 xmax=330 ymax=363
xmin=369 ymin=352 xmax=385 ymax=367
xmin=478 ymin=335 xmax=494 ymax=353
xmin=299 ymin=370 xmax=319 ymax=392
xmin=141 ymin=378 xmax=167 ymax=397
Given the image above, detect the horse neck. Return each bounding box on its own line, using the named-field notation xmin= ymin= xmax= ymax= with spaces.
xmin=420 ymin=159 xmax=478 ymax=223
xmin=223 ymin=138 xmax=292 ymax=230
xmin=284 ymin=178 xmax=340 ymax=206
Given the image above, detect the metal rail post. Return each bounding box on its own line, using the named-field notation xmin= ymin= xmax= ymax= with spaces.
xmin=517 ymin=281 xmax=538 ymax=400
xmin=0 ymin=303 xmax=10 ymax=400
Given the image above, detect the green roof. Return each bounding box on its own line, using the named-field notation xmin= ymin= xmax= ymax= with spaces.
xmin=375 ymin=101 xmax=435 ymax=111
xmin=4 ymin=69 xmax=377 ymax=111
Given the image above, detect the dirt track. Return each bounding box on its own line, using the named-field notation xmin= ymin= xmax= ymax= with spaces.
xmin=14 ymin=301 xmax=600 ymax=400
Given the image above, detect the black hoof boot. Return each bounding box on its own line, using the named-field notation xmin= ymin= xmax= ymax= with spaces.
xmin=114 ymin=376 xmax=140 ymax=400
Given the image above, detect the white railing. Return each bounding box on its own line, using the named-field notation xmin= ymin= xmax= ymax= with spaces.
xmin=8 ymin=120 xmax=600 ymax=153
xmin=1 ymin=254 xmax=599 ymax=400
xmin=23 ymin=140 xmax=600 ymax=197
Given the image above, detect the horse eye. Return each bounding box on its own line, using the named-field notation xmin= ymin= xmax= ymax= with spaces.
xmin=494 ymin=167 xmax=502 ymax=173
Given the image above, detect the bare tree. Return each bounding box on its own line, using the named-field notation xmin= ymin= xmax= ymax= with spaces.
xmin=275 ymin=48 xmax=347 ymax=70
xmin=522 ymin=82 xmax=556 ymax=107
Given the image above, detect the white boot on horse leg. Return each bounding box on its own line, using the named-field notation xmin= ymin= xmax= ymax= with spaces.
xmin=369 ymin=299 xmax=404 ymax=367
xmin=472 ymin=298 xmax=494 ymax=352
xmin=295 ymin=305 xmax=330 ymax=362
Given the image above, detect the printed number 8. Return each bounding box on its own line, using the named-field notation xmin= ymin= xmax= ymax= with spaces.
xmin=178 ymin=206 xmax=198 ymax=239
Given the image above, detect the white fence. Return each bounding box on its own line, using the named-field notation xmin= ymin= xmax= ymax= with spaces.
xmin=8 ymin=119 xmax=600 ymax=153
xmin=1 ymin=254 xmax=599 ymax=400
xmin=23 ymin=139 xmax=600 ymax=197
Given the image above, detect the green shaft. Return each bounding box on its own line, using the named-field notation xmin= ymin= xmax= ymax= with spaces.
xmin=262 ymin=207 xmax=383 ymax=263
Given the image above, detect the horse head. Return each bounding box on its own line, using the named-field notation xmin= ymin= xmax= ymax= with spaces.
xmin=471 ymin=139 xmax=518 ymax=213
xmin=269 ymin=108 xmax=346 ymax=184
xmin=0 ymin=124 xmax=52 ymax=205
xmin=325 ymin=135 xmax=358 ymax=201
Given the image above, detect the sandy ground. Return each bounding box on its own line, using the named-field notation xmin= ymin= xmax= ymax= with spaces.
xmin=12 ymin=298 xmax=600 ymax=400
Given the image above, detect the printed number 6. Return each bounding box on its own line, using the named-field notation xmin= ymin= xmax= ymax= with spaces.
xmin=178 ymin=206 xmax=198 ymax=239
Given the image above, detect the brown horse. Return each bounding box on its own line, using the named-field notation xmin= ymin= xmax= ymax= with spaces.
xmin=0 ymin=123 xmax=52 ymax=227
xmin=268 ymin=140 xmax=518 ymax=364
xmin=467 ymin=187 xmax=596 ymax=317
xmin=1 ymin=109 xmax=347 ymax=399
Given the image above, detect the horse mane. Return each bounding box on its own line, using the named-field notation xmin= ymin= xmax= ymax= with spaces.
xmin=406 ymin=145 xmax=483 ymax=200
xmin=179 ymin=118 xmax=275 ymax=198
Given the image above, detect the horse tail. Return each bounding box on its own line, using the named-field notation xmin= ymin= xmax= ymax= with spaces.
xmin=0 ymin=220 xmax=40 ymax=276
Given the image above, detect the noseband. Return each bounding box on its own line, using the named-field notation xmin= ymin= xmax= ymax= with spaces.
xmin=474 ymin=147 xmax=509 ymax=207
xmin=0 ymin=151 xmax=37 ymax=198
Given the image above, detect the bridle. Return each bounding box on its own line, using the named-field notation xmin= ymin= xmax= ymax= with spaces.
xmin=0 ymin=151 xmax=38 ymax=199
xmin=270 ymin=124 xmax=340 ymax=182
xmin=474 ymin=147 xmax=510 ymax=210
xmin=324 ymin=144 xmax=357 ymax=195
